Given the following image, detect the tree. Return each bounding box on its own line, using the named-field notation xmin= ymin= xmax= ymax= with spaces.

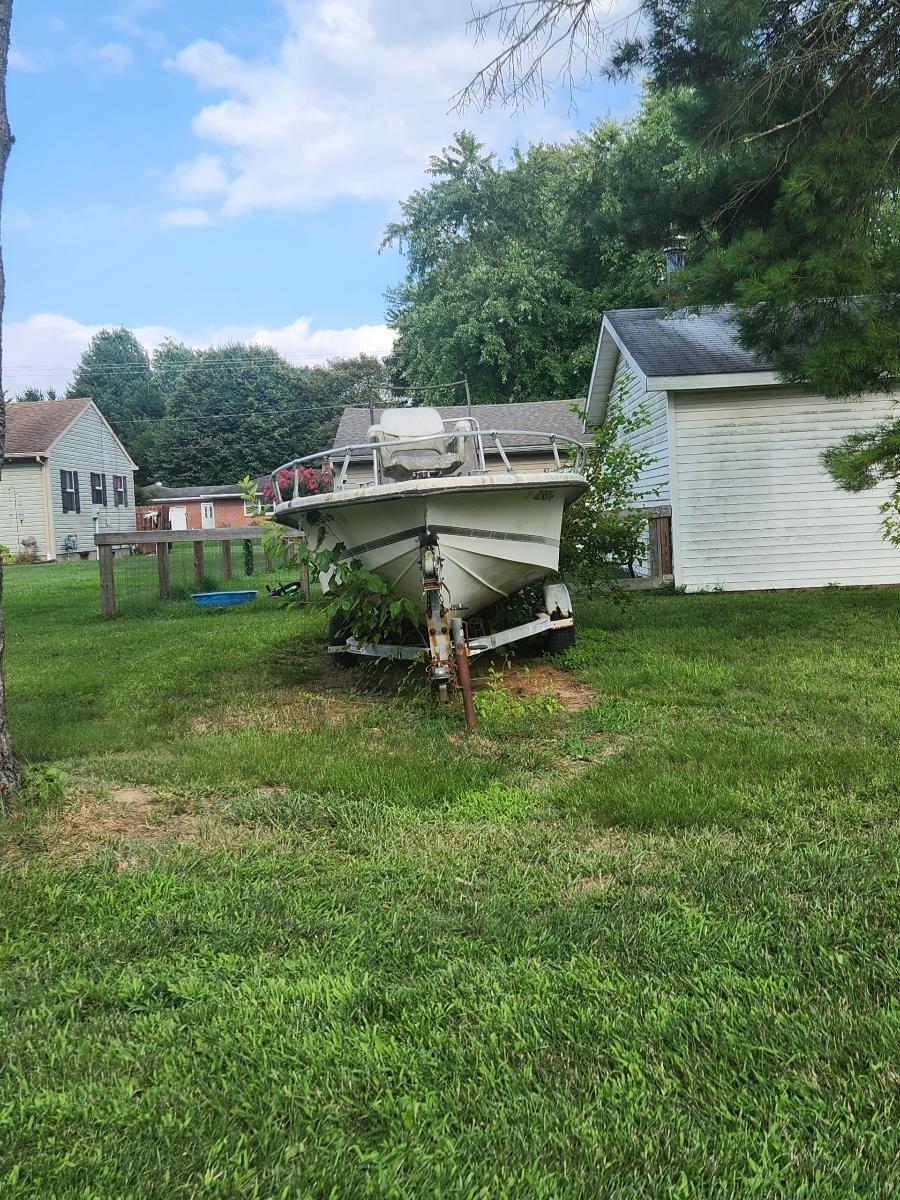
xmin=384 ymin=128 xmax=662 ymax=404
xmin=560 ymin=371 xmax=656 ymax=580
xmin=823 ymin=421 xmax=900 ymax=546
xmin=9 ymin=385 xmax=57 ymax=403
xmin=151 ymin=345 xmax=386 ymax=487
xmin=67 ymin=328 xmax=164 ymax=483
xmin=0 ymin=0 xmax=22 ymax=797
xmin=384 ymin=97 xmax=715 ymax=404
xmin=462 ymin=0 xmax=900 ymax=399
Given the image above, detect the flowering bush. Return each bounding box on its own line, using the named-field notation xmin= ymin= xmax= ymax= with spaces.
xmin=261 ymin=464 xmax=332 ymax=504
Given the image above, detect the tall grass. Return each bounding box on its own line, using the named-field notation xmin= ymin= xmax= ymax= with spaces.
xmin=1 ymin=564 xmax=899 ymax=1197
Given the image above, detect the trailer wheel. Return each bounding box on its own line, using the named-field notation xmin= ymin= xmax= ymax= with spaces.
xmin=327 ymin=610 xmax=356 ymax=669
xmin=544 ymin=625 xmax=575 ymax=655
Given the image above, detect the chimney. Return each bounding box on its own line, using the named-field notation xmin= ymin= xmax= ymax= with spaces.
xmin=667 ymin=236 xmax=686 ymax=288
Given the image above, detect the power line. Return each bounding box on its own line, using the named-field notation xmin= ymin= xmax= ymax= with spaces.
xmin=3 ymin=352 xmax=392 ymax=375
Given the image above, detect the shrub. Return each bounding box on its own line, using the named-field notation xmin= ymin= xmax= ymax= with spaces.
xmin=560 ymin=371 xmax=656 ymax=582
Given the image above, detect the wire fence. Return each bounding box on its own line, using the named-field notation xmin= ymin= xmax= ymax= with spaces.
xmin=102 ymin=536 xmax=304 ymax=616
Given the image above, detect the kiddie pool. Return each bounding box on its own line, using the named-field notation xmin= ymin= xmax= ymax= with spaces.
xmin=191 ymin=590 xmax=257 ymax=607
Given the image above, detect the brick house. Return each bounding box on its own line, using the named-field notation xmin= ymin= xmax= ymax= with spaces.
xmin=137 ymin=484 xmax=264 ymax=532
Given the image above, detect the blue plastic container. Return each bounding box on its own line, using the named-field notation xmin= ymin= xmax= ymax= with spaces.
xmin=191 ymin=590 xmax=257 ymax=607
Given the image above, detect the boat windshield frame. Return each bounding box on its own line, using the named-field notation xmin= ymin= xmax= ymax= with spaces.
xmin=268 ymin=417 xmax=588 ymax=504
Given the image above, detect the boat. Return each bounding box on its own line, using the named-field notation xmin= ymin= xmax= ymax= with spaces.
xmin=269 ymin=407 xmax=588 ymax=716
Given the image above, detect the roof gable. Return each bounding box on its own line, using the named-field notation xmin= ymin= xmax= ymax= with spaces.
xmin=147 ymin=484 xmax=245 ymax=500
xmin=5 ymin=397 xmax=92 ymax=455
xmin=585 ymin=305 xmax=782 ymax=424
xmin=5 ymin=397 xmax=139 ymax=468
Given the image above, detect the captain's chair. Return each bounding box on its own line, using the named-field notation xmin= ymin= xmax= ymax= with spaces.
xmin=367 ymin=409 xmax=468 ymax=481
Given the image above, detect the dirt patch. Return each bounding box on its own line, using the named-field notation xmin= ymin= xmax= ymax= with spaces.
xmin=529 ymin=733 xmax=633 ymax=791
xmin=474 ymin=660 xmax=597 ymax=712
xmin=570 ymin=871 xmax=614 ymax=896
xmin=188 ymin=687 xmax=373 ymax=735
xmin=45 ymin=786 xmax=208 ymax=865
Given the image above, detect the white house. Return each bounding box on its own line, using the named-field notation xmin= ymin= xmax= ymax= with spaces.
xmin=585 ymin=305 xmax=900 ymax=591
xmin=2 ymin=397 xmax=137 ymax=561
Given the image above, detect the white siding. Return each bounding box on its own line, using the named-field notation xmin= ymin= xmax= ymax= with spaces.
xmin=47 ymin=405 xmax=136 ymax=558
xmin=606 ymin=353 xmax=670 ymax=575
xmin=0 ymin=462 xmax=50 ymax=558
xmin=672 ymin=388 xmax=900 ymax=591
xmin=611 ymin=353 xmax=670 ymax=508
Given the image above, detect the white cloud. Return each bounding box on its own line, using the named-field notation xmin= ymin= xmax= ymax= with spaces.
xmin=9 ymin=49 xmax=39 ymax=72
xmin=170 ymin=153 xmax=229 ymax=199
xmin=159 ymin=207 xmax=214 ymax=228
xmin=165 ymin=0 xmax=581 ymax=215
xmin=89 ymin=42 xmax=134 ymax=72
xmin=3 ymin=312 xmax=395 ymax=396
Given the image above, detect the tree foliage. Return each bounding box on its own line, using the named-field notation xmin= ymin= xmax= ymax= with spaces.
xmin=64 ymin=331 xmax=386 ymax=487
xmin=149 ymin=346 xmax=385 ymax=487
xmin=66 ymin=328 xmax=163 ymax=482
xmin=9 ymin=385 xmax=57 ymax=403
xmin=384 ymin=111 xmax=688 ymax=404
xmin=560 ymin=372 xmax=656 ymax=580
xmin=463 ymin=0 xmax=900 ymax=399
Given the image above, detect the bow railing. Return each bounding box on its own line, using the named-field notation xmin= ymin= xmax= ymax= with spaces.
xmin=268 ymin=421 xmax=587 ymax=505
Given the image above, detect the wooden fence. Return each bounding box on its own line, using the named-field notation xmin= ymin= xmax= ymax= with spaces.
xmin=94 ymin=527 xmax=305 ymax=618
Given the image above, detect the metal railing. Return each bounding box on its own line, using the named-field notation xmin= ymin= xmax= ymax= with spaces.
xmin=269 ymin=420 xmax=587 ymax=505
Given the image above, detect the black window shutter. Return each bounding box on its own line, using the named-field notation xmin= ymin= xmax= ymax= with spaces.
xmin=60 ymin=470 xmax=70 ymax=513
xmin=73 ymin=472 xmax=81 ymax=514
xmin=123 ymin=476 xmax=128 ymax=507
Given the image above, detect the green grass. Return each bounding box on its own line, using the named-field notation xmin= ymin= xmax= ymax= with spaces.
xmin=2 ymin=563 xmax=899 ymax=1198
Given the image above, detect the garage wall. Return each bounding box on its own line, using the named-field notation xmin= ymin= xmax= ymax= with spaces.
xmin=606 ymin=352 xmax=670 ymax=576
xmin=672 ymin=388 xmax=900 ymax=590
xmin=611 ymin=352 xmax=670 ymax=507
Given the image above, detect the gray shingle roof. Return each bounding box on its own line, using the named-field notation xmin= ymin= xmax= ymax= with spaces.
xmin=5 ymin=397 xmax=92 ymax=455
xmin=332 ymin=399 xmax=589 ymax=456
xmin=607 ymin=306 xmax=772 ymax=378
xmin=146 ymin=483 xmax=245 ymax=500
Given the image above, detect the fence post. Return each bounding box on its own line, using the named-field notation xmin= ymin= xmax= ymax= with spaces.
xmin=98 ymin=544 xmax=117 ymax=617
xmin=193 ymin=540 xmax=205 ymax=585
xmin=301 ymin=560 xmax=311 ymax=603
xmin=221 ymin=540 xmax=233 ymax=581
xmin=264 ymin=546 xmax=273 ymax=572
xmin=157 ymin=541 xmax=170 ymax=600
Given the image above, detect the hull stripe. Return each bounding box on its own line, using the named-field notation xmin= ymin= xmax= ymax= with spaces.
xmin=342 ymin=524 xmax=560 ymax=558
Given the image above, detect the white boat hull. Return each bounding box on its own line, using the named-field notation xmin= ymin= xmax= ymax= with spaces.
xmin=273 ymin=472 xmax=587 ymax=617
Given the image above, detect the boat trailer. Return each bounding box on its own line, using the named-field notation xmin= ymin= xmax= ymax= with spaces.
xmin=329 ymin=531 xmax=575 ymax=729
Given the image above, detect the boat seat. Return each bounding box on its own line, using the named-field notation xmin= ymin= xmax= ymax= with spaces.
xmin=368 ymin=408 xmax=467 ymax=481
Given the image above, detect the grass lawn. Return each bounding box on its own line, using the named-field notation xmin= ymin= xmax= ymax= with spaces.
xmin=1 ymin=562 xmax=899 ymax=1198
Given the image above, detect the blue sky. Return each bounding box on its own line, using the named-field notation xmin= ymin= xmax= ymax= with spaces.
xmin=5 ymin=0 xmax=640 ymax=394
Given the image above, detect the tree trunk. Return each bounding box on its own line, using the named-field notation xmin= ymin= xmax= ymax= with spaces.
xmin=0 ymin=0 xmax=22 ymax=801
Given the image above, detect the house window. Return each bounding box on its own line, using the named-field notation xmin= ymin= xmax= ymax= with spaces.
xmin=90 ymin=472 xmax=107 ymax=506
xmin=60 ymin=470 xmax=80 ymax=514
xmin=113 ymin=474 xmax=128 ymax=507
xmin=243 ymin=498 xmax=274 ymax=516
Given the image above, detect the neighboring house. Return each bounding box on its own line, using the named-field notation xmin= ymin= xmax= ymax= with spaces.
xmin=138 ymin=484 xmax=262 ymax=532
xmin=332 ymin=400 xmax=589 ymax=488
xmin=585 ymin=305 xmax=900 ymax=591
xmin=2 ymin=397 xmax=137 ymax=561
